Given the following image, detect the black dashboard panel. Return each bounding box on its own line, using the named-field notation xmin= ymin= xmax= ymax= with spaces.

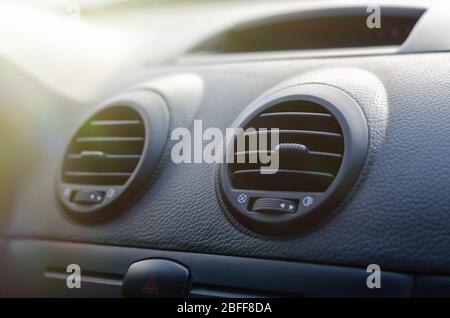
xmin=2 ymin=52 xmax=450 ymax=275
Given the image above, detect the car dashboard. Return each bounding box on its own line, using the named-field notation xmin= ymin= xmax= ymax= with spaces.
xmin=1 ymin=0 xmax=450 ymax=298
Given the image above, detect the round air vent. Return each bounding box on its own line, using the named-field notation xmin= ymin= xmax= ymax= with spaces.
xmin=57 ymin=90 xmax=169 ymax=221
xmin=219 ymin=84 xmax=368 ymax=236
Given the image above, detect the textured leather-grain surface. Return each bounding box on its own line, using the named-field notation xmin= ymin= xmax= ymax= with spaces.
xmin=4 ymin=52 xmax=450 ymax=274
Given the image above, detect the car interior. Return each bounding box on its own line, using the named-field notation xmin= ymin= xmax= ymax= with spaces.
xmin=2 ymin=0 xmax=450 ymax=299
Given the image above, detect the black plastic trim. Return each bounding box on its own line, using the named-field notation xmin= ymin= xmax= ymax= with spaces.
xmin=1 ymin=239 xmax=413 ymax=298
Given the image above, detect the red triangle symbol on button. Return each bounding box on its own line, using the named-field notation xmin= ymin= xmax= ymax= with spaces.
xmin=142 ymin=274 xmax=158 ymax=294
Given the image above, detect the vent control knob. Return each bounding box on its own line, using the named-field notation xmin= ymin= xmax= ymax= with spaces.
xmin=252 ymin=198 xmax=298 ymax=214
xmin=72 ymin=190 xmax=105 ymax=206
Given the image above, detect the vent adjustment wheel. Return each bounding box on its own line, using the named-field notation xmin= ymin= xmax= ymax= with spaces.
xmin=219 ymin=84 xmax=368 ymax=237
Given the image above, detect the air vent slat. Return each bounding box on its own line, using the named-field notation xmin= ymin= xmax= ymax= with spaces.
xmin=76 ymin=137 xmax=145 ymax=143
xmin=78 ymin=121 xmax=145 ymax=138
xmin=252 ymin=115 xmax=341 ymax=133
xmin=232 ymin=149 xmax=342 ymax=175
xmin=260 ymin=112 xmax=333 ymax=119
xmin=244 ymin=129 xmax=341 ymax=138
xmin=308 ymin=151 xmax=343 ymax=159
xmin=65 ymin=157 xmax=140 ymax=173
xmin=90 ymin=120 xmax=141 ymax=126
xmin=68 ymin=153 xmax=141 ymax=159
xmin=70 ymin=144 xmax=144 ymax=155
xmin=232 ymin=169 xmax=335 ymax=179
xmin=65 ymin=171 xmax=133 ymax=177
xmin=243 ymin=130 xmax=343 ymax=153
xmin=64 ymin=171 xmax=132 ymax=186
xmin=234 ymin=150 xmax=343 ymax=161
xmin=231 ymin=169 xmax=334 ymax=192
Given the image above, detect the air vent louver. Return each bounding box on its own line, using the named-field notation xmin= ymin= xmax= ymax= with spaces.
xmin=219 ymin=84 xmax=368 ymax=237
xmin=57 ymin=91 xmax=169 ymax=221
xmin=229 ymin=101 xmax=344 ymax=193
xmin=62 ymin=106 xmax=145 ymax=186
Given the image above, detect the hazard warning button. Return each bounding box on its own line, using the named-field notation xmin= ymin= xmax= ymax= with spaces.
xmin=122 ymin=259 xmax=190 ymax=298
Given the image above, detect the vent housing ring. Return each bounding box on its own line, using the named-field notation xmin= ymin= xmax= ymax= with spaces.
xmin=219 ymin=84 xmax=368 ymax=237
xmin=57 ymin=90 xmax=169 ymax=221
